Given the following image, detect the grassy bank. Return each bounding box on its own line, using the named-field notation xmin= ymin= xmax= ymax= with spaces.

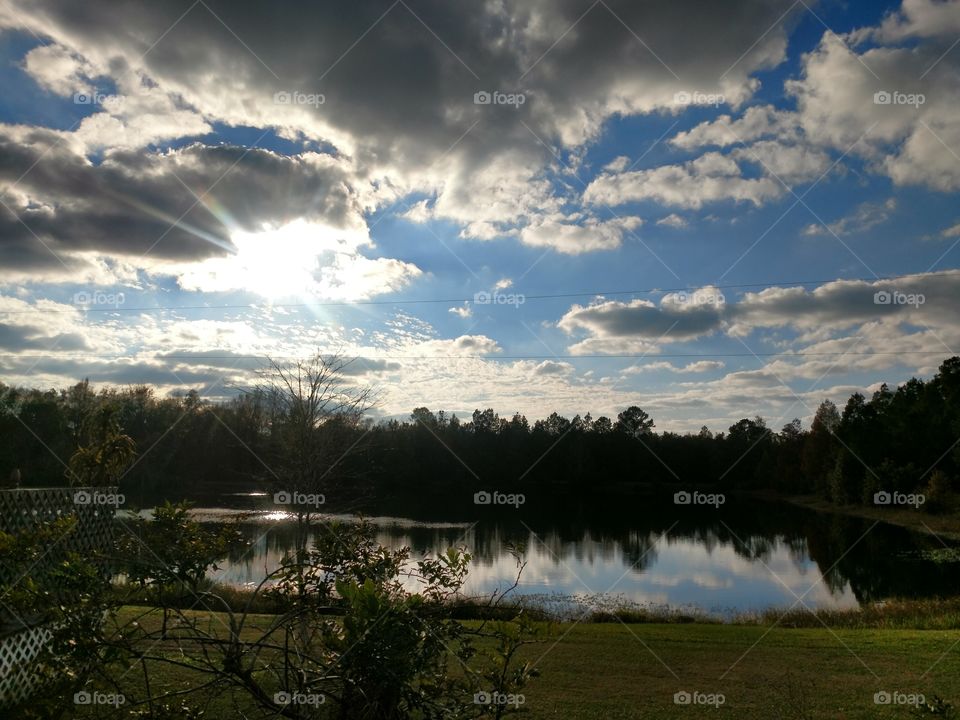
xmin=59 ymin=606 xmax=960 ymax=719
xmin=593 ymin=597 xmax=960 ymax=631
xmin=112 ymin=580 xmax=960 ymax=630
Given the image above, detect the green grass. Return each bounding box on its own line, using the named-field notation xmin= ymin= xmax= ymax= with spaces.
xmin=513 ymin=622 xmax=960 ymax=719
xmin=738 ymin=597 xmax=960 ymax=630
xmin=58 ymin=605 xmax=960 ymax=719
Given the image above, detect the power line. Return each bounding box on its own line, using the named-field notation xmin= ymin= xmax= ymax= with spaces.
xmin=0 ymin=274 xmax=917 ymax=315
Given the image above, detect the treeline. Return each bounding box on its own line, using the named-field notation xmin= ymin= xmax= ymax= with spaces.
xmin=373 ymin=357 xmax=959 ymax=512
xmin=1 ymin=357 xmax=958 ymax=512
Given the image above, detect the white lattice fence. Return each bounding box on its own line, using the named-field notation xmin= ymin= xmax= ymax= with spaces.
xmin=0 ymin=625 xmax=52 ymax=707
xmin=0 ymin=487 xmax=118 ymax=708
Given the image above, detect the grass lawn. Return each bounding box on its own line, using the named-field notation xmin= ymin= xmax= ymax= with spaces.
xmin=61 ymin=606 xmax=960 ymax=719
xmin=514 ymin=622 xmax=959 ymax=718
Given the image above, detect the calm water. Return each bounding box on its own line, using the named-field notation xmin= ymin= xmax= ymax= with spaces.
xmin=187 ymin=493 xmax=960 ymax=617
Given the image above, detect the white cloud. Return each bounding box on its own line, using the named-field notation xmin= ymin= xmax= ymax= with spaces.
xmin=401 ymin=199 xmax=433 ymax=223
xmin=673 ymin=16 xmax=960 ymax=196
xmin=408 ymin=335 xmax=502 ymax=357
xmin=941 ymin=221 xmax=960 ymax=238
xmin=786 ymin=32 xmax=960 ymax=190
xmin=519 ymin=216 xmax=642 ymax=254
xmin=624 ymin=360 xmax=724 ymax=374
xmin=882 ymin=118 xmax=960 ymax=191
xmin=731 ymin=140 xmax=832 ymax=184
xmin=22 ymin=43 xmax=95 ymax=96
xmin=20 ymin=45 xmax=211 ymax=153
xmin=671 ymin=105 xmax=797 ymax=150
xmin=681 ymin=360 xmax=726 ymax=373
xmin=656 ymin=213 xmax=688 ymax=228
xmin=802 ymin=198 xmax=897 ymax=236
xmin=584 ymin=152 xmax=782 ymax=209
xmin=533 ymin=360 xmax=574 ymax=376
xmin=603 ymin=155 xmax=630 ymax=172
xmin=861 ymin=0 xmax=960 ymax=42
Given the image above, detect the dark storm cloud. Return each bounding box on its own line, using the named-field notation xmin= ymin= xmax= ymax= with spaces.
xmin=728 ymin=272 xmax=960 ymax=330
xmin=557 ymin=271 xmax=960 ymax=349
xmin=9 ymin=0 xmax=799 ymax=167
xmin=559 ymin=299 xmax=725 ymax=341
xmin=0 ymin=323 xmax=89 ymax=351
xmin=1 ymin=355 xmax=238 ymax=388
xmin=0 ymin=137 xmax=358 ymax=271
xmin=337 ymin=358 xmax=402 ymax=376
xmin=152 ymin=350 xmax=401 ymax=377
xmin=0 ymin=349 xmax=404 ymax=391
xmin=1 ymin=0 xmax=799 ymax=272
xmin=155 ymin=349 xmax=264 ymax=371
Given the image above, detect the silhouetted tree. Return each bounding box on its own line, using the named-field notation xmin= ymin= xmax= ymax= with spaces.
xmin=615 ymin=406 xmax=655 ymax=438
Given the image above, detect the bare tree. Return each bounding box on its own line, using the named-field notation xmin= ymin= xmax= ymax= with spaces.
xmin=255 ymin=351 xmax=378 ymax=555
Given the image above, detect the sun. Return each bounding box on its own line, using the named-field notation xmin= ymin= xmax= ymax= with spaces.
xmin=173 ymin=219 xmax=369 ymax=301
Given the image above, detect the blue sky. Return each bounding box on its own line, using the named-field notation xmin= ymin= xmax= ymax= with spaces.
xmin=1 ymin=0 xmax=959 ymax=431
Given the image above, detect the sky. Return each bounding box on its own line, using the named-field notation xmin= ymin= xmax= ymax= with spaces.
xmin=1 ymin=0 xmax=959 ymax=432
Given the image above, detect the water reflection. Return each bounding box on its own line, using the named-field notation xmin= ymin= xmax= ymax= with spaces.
xmin=199 ymin=498 xmax=960 ymax=616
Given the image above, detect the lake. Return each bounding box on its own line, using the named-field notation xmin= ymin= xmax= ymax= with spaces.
xmin=180 ymin=492 xmax=960 ymax=618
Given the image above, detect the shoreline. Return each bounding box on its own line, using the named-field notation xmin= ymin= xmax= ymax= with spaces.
xmin=128 ymin=491 xmax=960 ymax=542
xmin=113 ymin=582 xmax=960 ymax=630
xmin=773 ymin=493 xmax=960 ymax=542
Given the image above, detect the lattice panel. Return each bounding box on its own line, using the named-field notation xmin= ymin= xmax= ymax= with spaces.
xmin=0 ymin=487 xmax=118 ymax=588
xmin=0 ymin=626 xmax=52 ymax=708
xmin=0 ymin=487 xmax=117 ymax=708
